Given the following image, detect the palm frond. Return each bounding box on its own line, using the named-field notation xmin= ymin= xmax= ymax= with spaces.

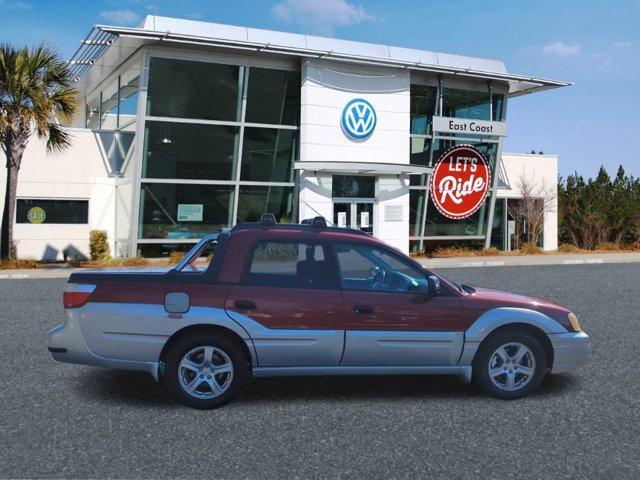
xmin=0 ymin=41 xmax=79 ymax=152
xmin=46 ymin=123 xmax=71 ymax=153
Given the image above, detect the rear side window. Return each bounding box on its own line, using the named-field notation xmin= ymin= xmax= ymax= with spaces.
xmin=245 ymin=241 xmax=337 ymax=290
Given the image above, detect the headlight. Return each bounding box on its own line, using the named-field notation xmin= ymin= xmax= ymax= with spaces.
xmin=568 ymin=312 xmax=581 ymax=332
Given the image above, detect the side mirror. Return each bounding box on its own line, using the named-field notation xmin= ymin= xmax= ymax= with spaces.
xmin=427 ymin=275 xmax=440 ymax=296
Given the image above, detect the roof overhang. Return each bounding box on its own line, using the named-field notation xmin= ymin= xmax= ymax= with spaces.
xmin=70 ymin=17 xmax=571 ymax=98
xmin=294 ymin=161 xmax=432 ymax=176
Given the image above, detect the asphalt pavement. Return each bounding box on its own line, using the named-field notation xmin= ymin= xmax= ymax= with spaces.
xmin=1 ymin=264 xmax=639 ymax=479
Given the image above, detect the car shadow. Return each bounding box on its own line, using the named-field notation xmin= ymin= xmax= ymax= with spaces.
xmin=74 ymin=368 xmax=174 ymax=409
xmin=74 ymin=368 xmax=580 ymax=408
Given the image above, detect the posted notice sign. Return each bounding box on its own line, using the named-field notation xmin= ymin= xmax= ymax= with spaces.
xmin=177 ymin=204 xmax=203 ymax=222
xmin=337 ymin=211 xmax=347 ymax=228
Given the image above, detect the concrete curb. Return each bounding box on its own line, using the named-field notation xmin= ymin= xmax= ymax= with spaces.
xmin=417 ymin=252 xmax=640 ymax=269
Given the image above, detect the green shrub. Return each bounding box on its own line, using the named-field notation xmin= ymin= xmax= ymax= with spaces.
xmin=89 ymin=230 xmax=110 ymax=261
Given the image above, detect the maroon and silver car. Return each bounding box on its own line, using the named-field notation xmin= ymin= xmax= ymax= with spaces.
xmin=48 ymin=215 xmax=590 ymax=408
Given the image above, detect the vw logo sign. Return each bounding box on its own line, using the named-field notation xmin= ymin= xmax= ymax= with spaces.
xmin=341 ymin=98 xmax=377 ymax=140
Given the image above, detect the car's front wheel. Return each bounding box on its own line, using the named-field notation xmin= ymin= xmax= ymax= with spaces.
xmin=473 ymin=329 xmax=547 ymax=400
xmin=162 ymin=332 xmax=249 ymax=409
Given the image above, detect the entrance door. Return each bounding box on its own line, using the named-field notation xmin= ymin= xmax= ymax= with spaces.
xmin=333 ymin=201 xmax=374 ymax=234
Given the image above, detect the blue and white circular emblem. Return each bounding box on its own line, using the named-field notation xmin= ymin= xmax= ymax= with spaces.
xmin=341 ymin=98 xmax=377 ymax=140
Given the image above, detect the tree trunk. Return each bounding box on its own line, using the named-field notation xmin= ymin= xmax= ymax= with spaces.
xmin=1 ymin=125 xmax=26 ymax=259
xmin=1 ymin=165 xmax=19 ymax=259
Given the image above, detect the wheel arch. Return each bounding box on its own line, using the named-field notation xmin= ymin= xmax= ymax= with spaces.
xmin=159 ymin=324 xmax=254 ymax=370
xmin=460 ymin=308 xmax=562 ymax=369
xmin=472 ymin=322 xmax=554 ymax=370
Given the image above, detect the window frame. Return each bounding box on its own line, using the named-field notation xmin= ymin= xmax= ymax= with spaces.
xmin=240 ymin=239 xmax=341 ymax=291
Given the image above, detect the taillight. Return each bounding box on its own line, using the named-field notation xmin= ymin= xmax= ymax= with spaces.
xmin=63 ymin=283 xmax=96 ymax=308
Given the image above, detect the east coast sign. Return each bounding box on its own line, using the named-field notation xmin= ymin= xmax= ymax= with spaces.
xmin=432 ymin=116 xmax=507 ymax=137
xmin=341 ymin=98 xmax=377 ymax=140
xmin=429 ymin=145 xmax=491 ymax=220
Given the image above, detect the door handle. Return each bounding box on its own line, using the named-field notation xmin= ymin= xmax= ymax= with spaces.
xmin=353 ymin=305 xmax=374 ymax=315
xmin=234 ymin=299 xmax=256 ymax=310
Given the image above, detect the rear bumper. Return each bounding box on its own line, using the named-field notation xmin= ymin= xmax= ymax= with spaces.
xmin=47 ymin=311 xmax=160 ymax=380
xmin=549 ymin=331 xmax=590 ymax=373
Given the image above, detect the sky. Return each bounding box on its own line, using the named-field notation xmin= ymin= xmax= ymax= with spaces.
xmin=1 ymin=0 xmax=638 ymax=179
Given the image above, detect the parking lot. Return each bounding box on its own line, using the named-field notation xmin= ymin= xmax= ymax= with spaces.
xmin=1 ymin=263 xmax=639 ymax=479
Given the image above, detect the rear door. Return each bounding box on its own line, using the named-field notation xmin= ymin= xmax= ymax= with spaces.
xmin=225 ymin=239 xmax=346 ymax=367
xmin=334 ymin=243 xmax=465 ymax=366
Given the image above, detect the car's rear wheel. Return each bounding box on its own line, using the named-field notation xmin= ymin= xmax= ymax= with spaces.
xmin=162 ymin=332 xmax=249 ymax=409
xmin=473 ymin=329 xmax=547 ymax=400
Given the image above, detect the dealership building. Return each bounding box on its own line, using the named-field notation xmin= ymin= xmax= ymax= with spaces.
xmin=1 ymin=16 xmax=567 ymax=260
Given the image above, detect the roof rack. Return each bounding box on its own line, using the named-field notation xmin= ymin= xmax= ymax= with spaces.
xmin=259 ymin=213 xmax=277 ymax=226
xmin=232 ymin=213 xmax=369 ymax=236
xmin=300 ymin=217 xmax=327 ymax=228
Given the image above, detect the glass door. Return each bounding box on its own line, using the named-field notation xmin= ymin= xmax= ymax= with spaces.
xmin=355 ymin=202 xmax=373 ymax=234
xmin=333 ymin=200 xmax=374 ymax=234
xmin=333 ymin=202 xmax=352 ymax=229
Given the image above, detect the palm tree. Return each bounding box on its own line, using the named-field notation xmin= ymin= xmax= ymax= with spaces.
xmin=0 ymin=43 xmax=78 ymax=259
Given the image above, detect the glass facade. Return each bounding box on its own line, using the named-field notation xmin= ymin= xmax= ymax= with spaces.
xmin=442 ymin=87 xmax=491 ymax=120
xmin=142 ymin=121 xmax=240 ymax=180
xmin=146 ymin=57 xmax=244 ymax=121
xmin=332 ymin=175 xmax=375 ymax=198
xmin=408 ymin=80 xmax=506 ymax=251
xmin=139 ymin=183 xmax=234 ymax=239
xmin=236 ymin=186 xmax=294 ymax=223
xmin=240 ymin=127 xmax=297 ymax=182
xmin=410 ymin=85 xmax=438 ymax=135
xmin=245 ymin=67 xmax=300 ymax=125
xmin=137 ymin=56 xmax=300 ymax=253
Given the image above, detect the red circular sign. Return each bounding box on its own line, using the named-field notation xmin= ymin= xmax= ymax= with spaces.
xmin=429 ymin=145 xmax=491 ymax=220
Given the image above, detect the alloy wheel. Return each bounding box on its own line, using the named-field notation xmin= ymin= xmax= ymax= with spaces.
xmin=487 ymin=342 xmax=536 ymax=392
xmin=178 ymin=346 xmax=234 ymax=399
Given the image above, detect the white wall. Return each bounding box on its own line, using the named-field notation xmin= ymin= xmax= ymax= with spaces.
xmin=497 ymin=153 xmax=558 ymax=251
xmin=298 ymin=59 xmax=410 ymax=252
xmin=0 ymin=129 xmax=116 ymax=260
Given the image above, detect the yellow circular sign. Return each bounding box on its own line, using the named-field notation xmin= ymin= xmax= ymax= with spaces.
xmin=27 ymin=207 xmax=46 ymax=224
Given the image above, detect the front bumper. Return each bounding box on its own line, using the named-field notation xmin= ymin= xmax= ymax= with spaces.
xmin=47 ymin=311 xmax=160 ymax=380
xmin=549 ymin=331 xmax=591 ymax=373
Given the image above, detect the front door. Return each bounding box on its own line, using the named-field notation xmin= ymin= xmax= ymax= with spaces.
xmin=333 ymin=200 xmax=374 ymax=234
xmin=332 ymin=242 xmax=466 ymax=366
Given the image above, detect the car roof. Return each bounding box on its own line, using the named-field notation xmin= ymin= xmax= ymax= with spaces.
xmin=232 ymin=214 xmax=373 ymax=242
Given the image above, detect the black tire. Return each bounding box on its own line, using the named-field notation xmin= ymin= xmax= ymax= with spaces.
xmin=473 ymin=329 xmax=548 ymax=400
xmin=161 ymin=332 xmax=250 ymax=409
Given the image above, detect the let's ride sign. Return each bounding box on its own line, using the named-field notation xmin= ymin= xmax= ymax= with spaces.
xmin=429 ymin=145 xmax=491 ymax=220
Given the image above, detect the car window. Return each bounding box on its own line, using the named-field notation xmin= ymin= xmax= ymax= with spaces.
xmin=174 ymin=239 xmax=217 ymax=273
xmin=244 ymin=241 xmax=337 ymax=290
xmin=335 ymin=243 xmax=428 ymax=294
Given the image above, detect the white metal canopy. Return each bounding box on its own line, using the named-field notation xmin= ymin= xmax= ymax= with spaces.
xmin=70 ymin=16 xmax=571 ymax=98
xmin=294 ymin=161 xmax=432 ymax=176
